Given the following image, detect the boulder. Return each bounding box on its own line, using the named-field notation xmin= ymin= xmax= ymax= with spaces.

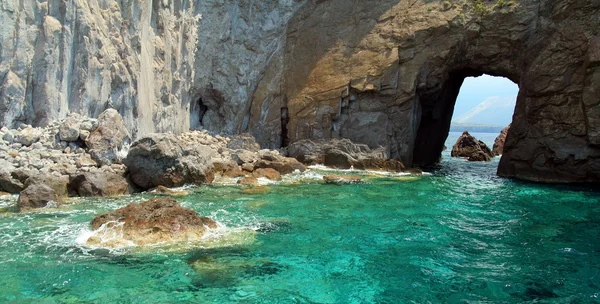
xmin=17 ymin=184 xmax=59 ymax=210
xmin=58 ymin=115 xmax=81 ymax=142
xmin=252 ymin=168 xmax=282 ymax=181
xmin=323 ymin=175 xmax=362 ymax=185
xmin=451 ymin=131 xmax=494 ymax=162
xmin=88 ymin=197 xmax=218 ymax=247
xmin=287 ymin=139 xmax=325 ymax=164
xmin=222 ymin=167 xmax=246 ymax=178
xmin=253 ymin=159 xmax=306 ymax=175
xmin=493 ymin=125 xmax=511 ymax=156
xmin=86 ymin=109 xmax=131 ymax=166
xmin=76 ymin=154 xmax=98 ymax=168
xmin=227 ymin=134 xmax=261 ymax=152
xmin=0 ymin=162 xmax=24 ymax=193
xmin=24 ymin=174 xmax=69 ymax=198
xmin=324 ymin=149 xmax=354 ymax=169
xmin=69 ymin=172 xmax=129 ymax=197
xmin=14 ymin=127 xmax=42 ymax=146
xmin=231 ymin=150 xmax=260 ymax=165
xmin=124 ymin=133 xmax=215 ymax=190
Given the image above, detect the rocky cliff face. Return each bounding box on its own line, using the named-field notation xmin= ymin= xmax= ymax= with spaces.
xmin=252 ymin=0 xmax=600 ymax=183
xmin=2 ymin=0 xmax=600 ymax=183
xmin=0 ymin=0 xmax=302 ymax=138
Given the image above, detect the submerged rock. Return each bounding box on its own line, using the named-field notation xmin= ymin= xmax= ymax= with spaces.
xmin=238 ymin=177 xmax=260 ymax=187
xmin=493 ymin=125 xmax=511 ymax=156
xmin=151 ymin=185 xmax=190 ymax=197
xmin=451 ymin=131 xmax=494 ymax=162
xmin=88 ymin=197 xmax=218 ymax=247
xmin=323 ymin=175 xmax=363 ymax=185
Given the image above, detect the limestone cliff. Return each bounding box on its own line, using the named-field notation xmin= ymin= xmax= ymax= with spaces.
xmin=0 ymin=0 xmax=302 ymax=138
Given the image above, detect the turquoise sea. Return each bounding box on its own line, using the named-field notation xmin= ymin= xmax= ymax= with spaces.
xmin=1 ymin=133 xmax=599 ymax=303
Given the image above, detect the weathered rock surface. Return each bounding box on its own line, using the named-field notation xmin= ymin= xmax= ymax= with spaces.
xmin=88 ymin=197 xmax=218 ymax=247
xmin=86 ymin=109 xmax=131 ymax=166
xmin=238 ymin=177 xmax=260 ymax=187
xmin=2 ymin=0 xmax=599 ymax=183
xmin=493 ymin=125 xmax=511 ymax=156
xmin=451 ymin=131 xmax=494 ymax=162
xmin=289 ymin=139 xmax=405 ymax=172
xmin=69 ymin=172 xmax=129 ymax=197
xmin=17 ymin=184 xmax=59 ymax=210
xmin=253 ymin=168 xmax=282 ymax=181
xmin=124 ymin=133 xmax=216 ymax=190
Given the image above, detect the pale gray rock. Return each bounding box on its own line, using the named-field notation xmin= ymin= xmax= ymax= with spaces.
xmin=86 ymin=109 xmax=131 ymax=166
xmin=58 ymin=116 xmax=81 ymax=142
xmin=14 ymin=127 xmax=42 ymax=146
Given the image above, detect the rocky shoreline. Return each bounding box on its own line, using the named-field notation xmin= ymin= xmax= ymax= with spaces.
xmin=0 ymin=109 xmax=414 ymax=212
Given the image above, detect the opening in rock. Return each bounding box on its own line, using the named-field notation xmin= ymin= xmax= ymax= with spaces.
xmin=412 ymin=71 xmax=519 ymax=168
xmin=190 ymin=98 xmax=208 ymax=130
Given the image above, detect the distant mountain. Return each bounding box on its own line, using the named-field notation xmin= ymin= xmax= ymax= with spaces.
xmin=454 ymin=96 xmax=516 ymax=127
xmin=449 ymin=123 xmax=505 ymax=134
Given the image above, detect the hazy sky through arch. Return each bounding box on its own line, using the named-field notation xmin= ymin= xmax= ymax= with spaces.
xmin=452 ymin=75 xmax=519 ymax=127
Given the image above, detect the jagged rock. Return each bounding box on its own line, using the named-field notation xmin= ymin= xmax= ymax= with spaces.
xmin=451 ymin=131 xmax=494 ymax=162
xmin=323 ymin=175 xmax=362 ymax=185
xmin=17 ymin=184 xmax=59 ymax=210
xmin=238 ymin=177 xmax=260 ymax=187
xmin=88 ymin=197 xmax=218 ymax=247
xmin=76 ymin=154 xmax=98 ymax=168
xmin=287 ymin=140 xmax=325 ymax=164
xmin=252 ymin=168 xmax=281 ymax=181
xmin=493 ymin=125 xmax=511 ymax=156
xmin=0 ymin=161 xmax=24 ymax=193
xmin=86 ymin=109 xmax=131 ymax=166
xmin=124 ymin=133 xmax=215 ymax=190
xmin=227 ymin=134 xmax=261 ymax=152
xmin=58 ymin=116 xmax=80 ymax=142
xmin=69 ymin=172 xmax=129 ymax=197
xmin=231 ymin=150 xmax=260 ymax=165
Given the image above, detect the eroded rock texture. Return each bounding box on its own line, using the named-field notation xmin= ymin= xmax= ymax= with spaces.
xmin=0 ymin=0 xmax=303 ymax=139
xmin=253 ymin=0 xmax=600 ymax=183
xmin=3 ymin=0 xmax=600 ymax=183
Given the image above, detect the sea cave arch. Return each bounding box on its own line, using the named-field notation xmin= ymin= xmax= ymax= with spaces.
xmin=412 ymin=68 xmax=519 ymax=168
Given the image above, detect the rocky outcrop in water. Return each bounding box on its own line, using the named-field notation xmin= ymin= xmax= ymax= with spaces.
xmin=493 ymin=125 xmax=511 ymax=156
xmin=288 ymin=139 xmax=405 ymax=172
xmin=323 ymin=175 xmax=363 ymax=185
xmin=451 ymin=131 xmax=494 ymax=162
xmin=88 ymin=197 xmax=218 ymax=247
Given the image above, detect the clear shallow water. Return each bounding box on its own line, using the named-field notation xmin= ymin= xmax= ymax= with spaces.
xmin=1 ymin=134 xmax=599 ymax=303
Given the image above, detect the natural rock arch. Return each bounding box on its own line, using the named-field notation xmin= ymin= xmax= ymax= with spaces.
xmin=260 ymin=0 xmax=600 ymax=183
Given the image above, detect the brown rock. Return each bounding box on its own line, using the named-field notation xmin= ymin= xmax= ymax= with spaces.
xmin=252 ymin=168 xmax=282 ymax=181
xmin=222 ymin=167 xmax=246 ymax=178
xmin=451 ymin=131 xmax=494 ymax=162
xmin=227 ymin=134 xmax=261 ymax=152
xmin=238 ymin=177 xmax=260 ymax=187
xmin=25 ymin=174 xmax=69 ymax=198
xmin=76 ymin=154 xmax=98 ymax=168
xmin=493 ymin=125 xmax=511 ymax=156
xmin=323 ymin=175 xmax=362 ymax=185
xmin=89 ymin=197 xmax=218 ymax=247
xmin=69 ymin=172 xmax=129 ymax=197
xmin=17 ymin=184 xmax=59 ymax=210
